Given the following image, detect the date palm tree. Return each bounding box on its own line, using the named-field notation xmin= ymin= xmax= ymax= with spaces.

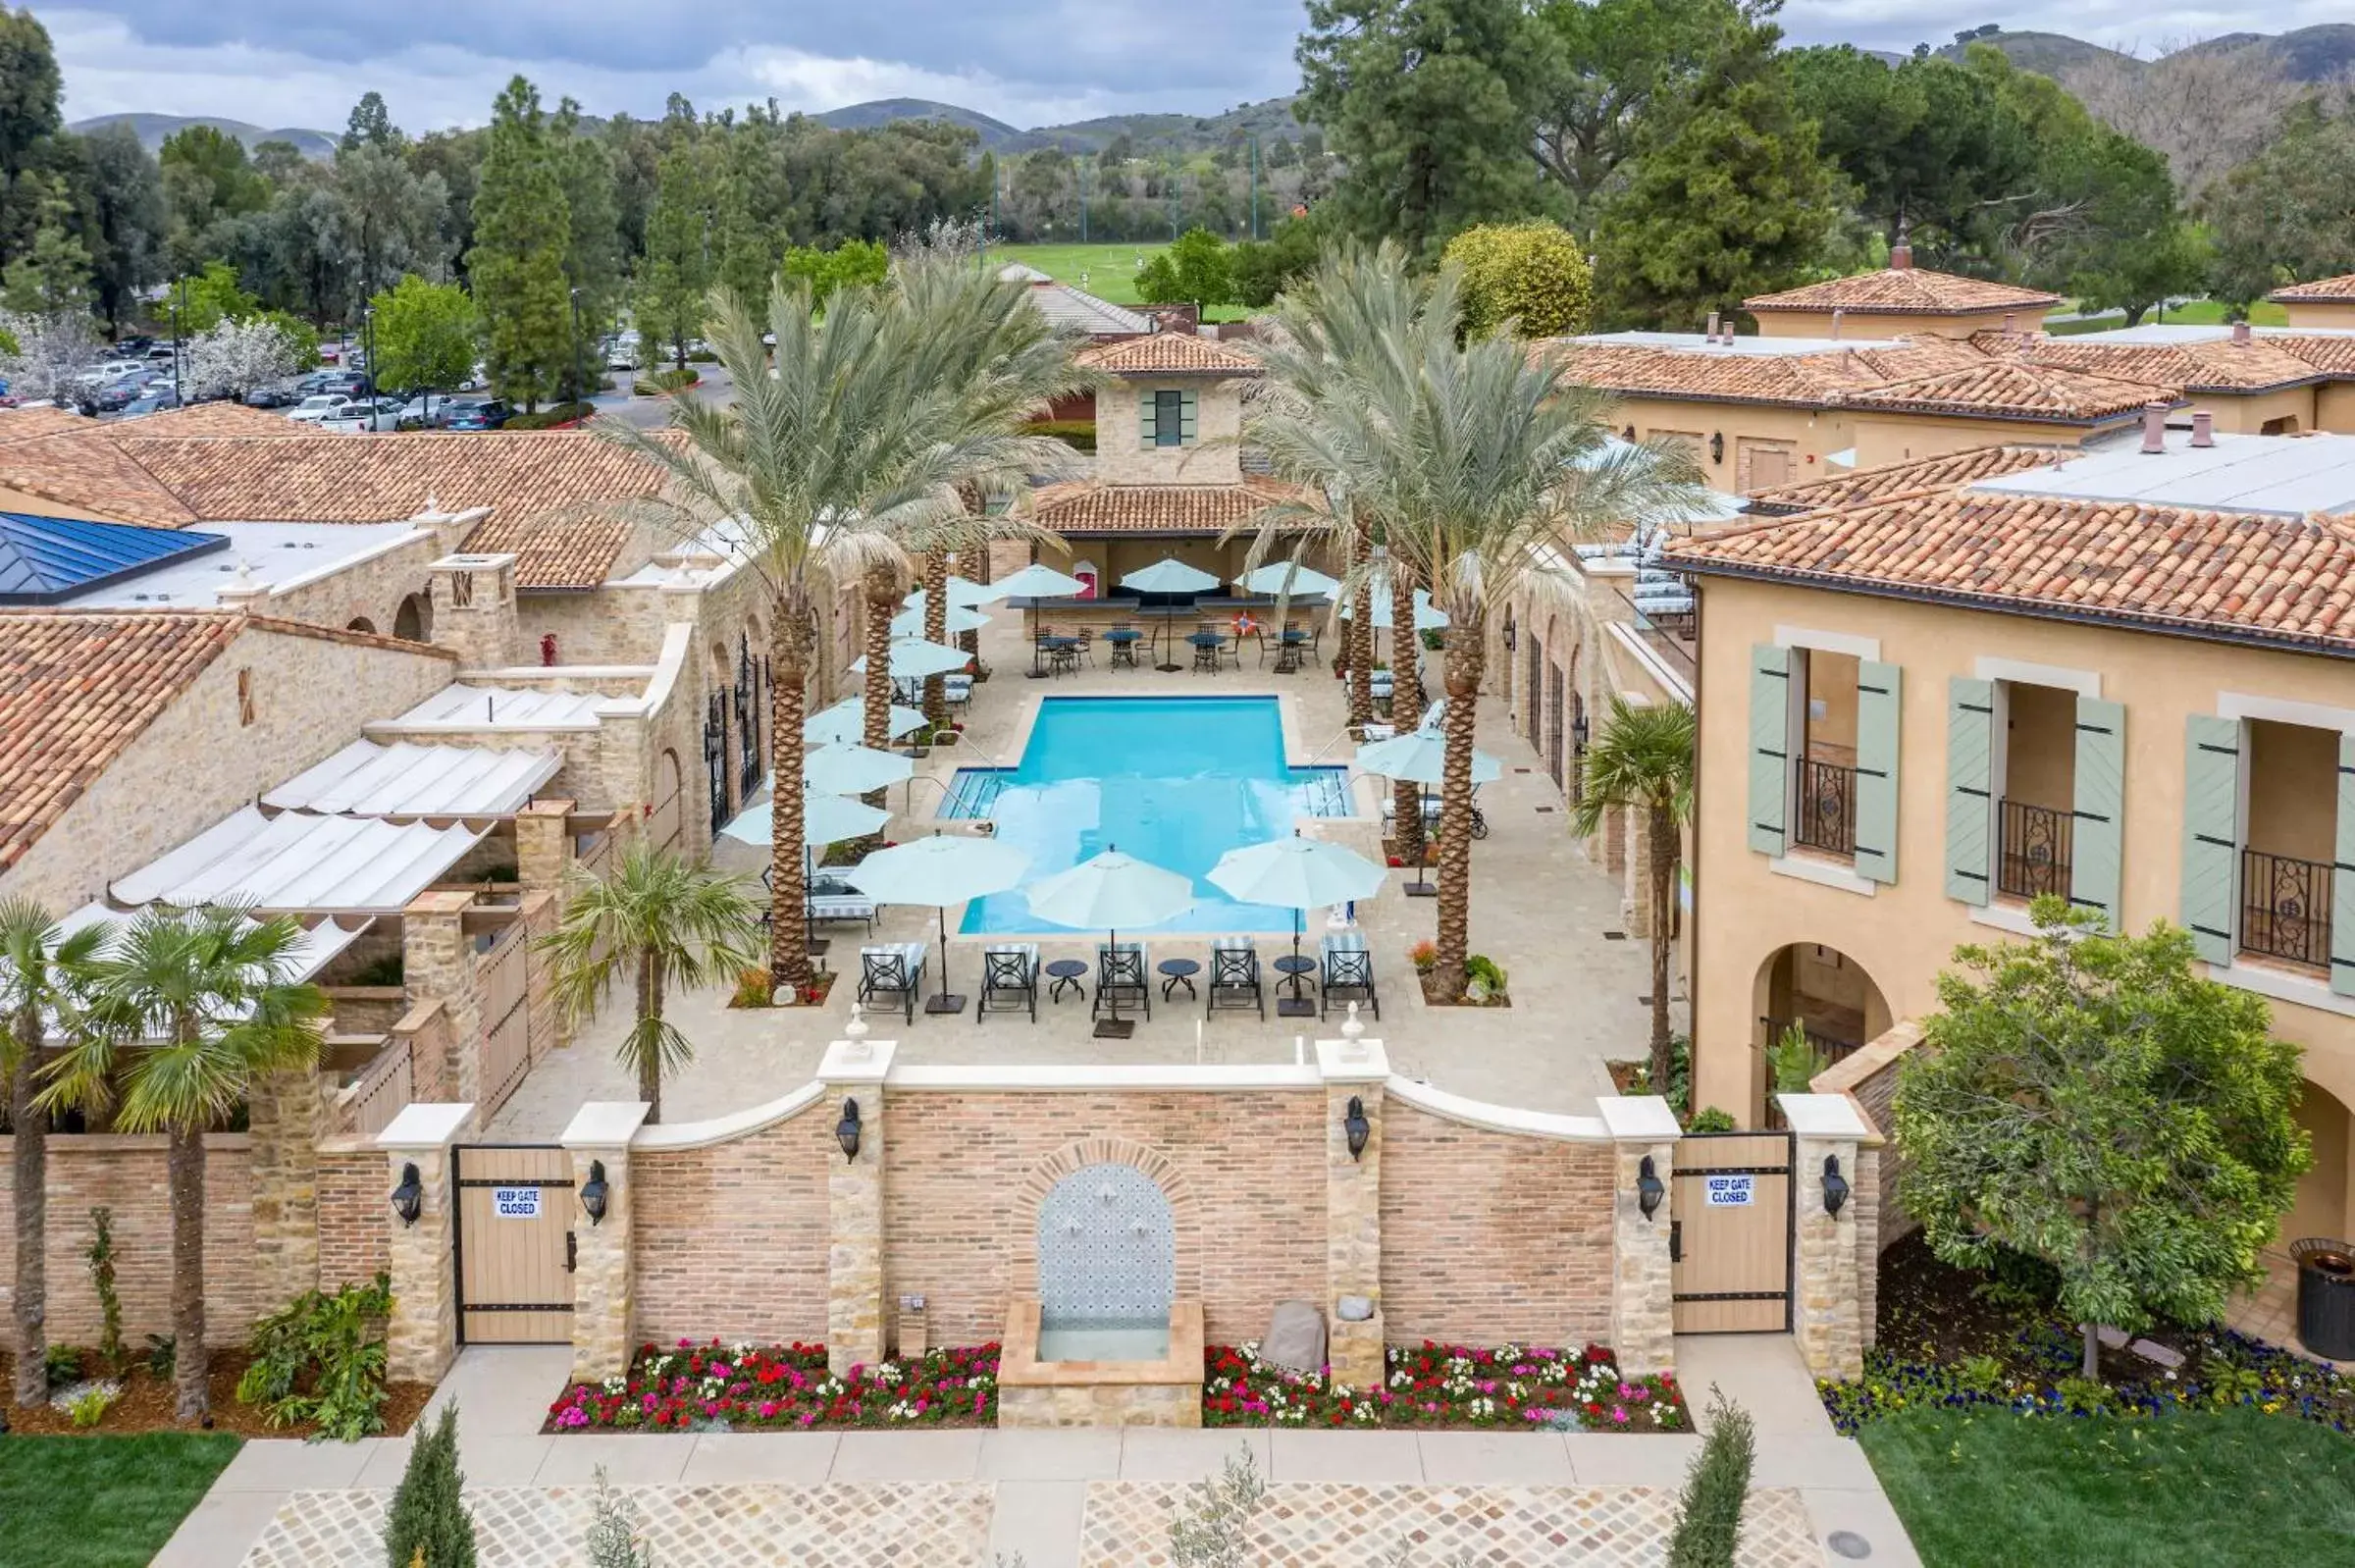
xmin=1246 ymin=241 xmax=1707 ymax=1000
xmin=1381 ymin=542 xmax=1426 ymax=863
xmin=1575 ymin=697 xmax=1698 ymax=1095
xmin=38 ymin=905 xmax=327 ymax=1422
xmin=1 ymin=900 xmax=103 ymax=1411
xmin=536 ymin=844 xmax=762 ymax=1124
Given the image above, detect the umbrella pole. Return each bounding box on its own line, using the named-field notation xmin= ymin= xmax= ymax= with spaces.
xmin=925 ymin=903 xmax=965 ymax=1015
xmin=1278 ymin=904 xmax=1314 ymax=1019
xmin=1406 ymin=782 xmax=1438 ymax=899
xmin=1094 ymin=923 xmax=1134 ymax=1040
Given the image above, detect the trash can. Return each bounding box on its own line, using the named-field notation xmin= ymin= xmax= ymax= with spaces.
xmin=2290 ymin=1238 xmax=2355 ymax=1361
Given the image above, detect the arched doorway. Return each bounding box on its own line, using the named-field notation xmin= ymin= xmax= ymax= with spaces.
xmin=392 ymin=593 xmax=431 ymax=643
xmin=1751 ymin=942 xmax=1891 ymax=1075
xmin=346 ymin=616 xmax=378 ymax=635
xmin=2287 ymin=1080 xmax=2351 ymax=1247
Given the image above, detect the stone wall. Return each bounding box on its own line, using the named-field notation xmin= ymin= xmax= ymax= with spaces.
xmin=630 ymin=1102 xmax=832 ymax=1344
xmin=261 ymin=529 xmax=446 ymax=638
xmin=1812 ymin=1019 xmax=1919 ymax=1251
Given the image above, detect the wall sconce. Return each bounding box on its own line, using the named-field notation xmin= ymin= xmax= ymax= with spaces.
xmin=1502 ymin=619 xmax=1516 ymax=653
xmin=835 ymin=1098 xmax=863 ymax=1163
xmin=1822 ymin=1155 xmax=1850 ymax=1218
xmin=1636 ymin=1155 xmax=1664 ymax=1222
xmin=390 ymin=1162 xmax=424 ymax=1228
xmin=1343 ymin=1095 xmax=1371 ymax=1161
xmin=1708 ymin=432 xmax=1725 ymax=465
xmin=578 ymin=1160 xmax=609 ymax=1226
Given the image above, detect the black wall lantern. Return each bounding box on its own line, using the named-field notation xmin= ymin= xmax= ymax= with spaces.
xmin=390 ymin=1162 xmax=424 ymax=1228
xmin=1708 ymin=431 xmax=1725 ymax=465
xmin=1343 ymin=1095 xmax=1371 ymax=1161
xmin=1636 ymin=1155 xmax=1664 ymax=1222
xmin=578 ymin=1160 xmax=610 ymax=1226
xmin=836 ymin=1098 xmax=863 ymax=1163
xmin=1822 ymin=1155 xmax=1851 ymax=1218
xmin=1502 ymin=617 xmax=1517 ymax=653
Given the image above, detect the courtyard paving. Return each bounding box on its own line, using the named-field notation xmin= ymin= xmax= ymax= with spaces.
xmin=491 ymin=615 xmax=1677 ymax=1136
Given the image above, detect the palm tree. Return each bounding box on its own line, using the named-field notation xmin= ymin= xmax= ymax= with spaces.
xmin=1575 ymin=697 xmax=1698 ymax=1095
xmin=536 ymin=844 xmax=762 ymax=1124
xmin=1 ymin=900 xmax=103 ymax=1411
xmin=38 ymin=905 xmax=327 ymax=1422
xmin=610 ymin=258 xmax=1078 ymax=986
xmin=1381 ymin=542 xmax=1426 ymax=864
xmin=1246 ymin=242 xmax=1708 ymax=1000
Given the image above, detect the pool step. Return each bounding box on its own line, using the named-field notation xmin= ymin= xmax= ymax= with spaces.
xmin=940 ymin=768 xmax=1010 ymax=819
xmin=1290 ymin=768 xmax=1351 ymax=818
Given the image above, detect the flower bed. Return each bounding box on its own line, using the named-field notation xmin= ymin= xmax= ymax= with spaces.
xmin=1203 ymin=1341 xmax=1684 ymax=1431
xmin=544 ymin=1340 xmax=997 ymax=1432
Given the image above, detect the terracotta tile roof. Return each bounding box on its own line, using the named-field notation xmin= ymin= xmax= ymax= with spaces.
xmin=1841 ymin=360 xmax=2172 ymax=423
xmin=0 ymin=406 xmax=99 ymax=443
xmin=1029 ymin=478 xmax=1304 ymax=535
xmin=1744 ymin=266 xmax=2061 ymax=316
xmin=1967 ymin=331 xmax=2324 ymax=392
xmin=2268 ymin=273 xmax=2355 ymax=303
xmin=0 ymin=431 xmax=198 ymax=524
xmin=1074 ymin=333 xmax=1261 ymax=377
xmin=124 ymin=431 xmax=673 ymax=523
xmin=1667 ymin=489 xmax=2355 ymax=655
xmin=465 ymin=505 xmax=637 ymax=590
xmin=1543 ymin=338 xmax=1994 ymax=409
xmin=128 ymin=402 xmax=323 ymax=438
xmin=1747 ymin=444 xmax=2069 ymax=512
xmin=2268 ymin=335 xmax=2355 ymax=376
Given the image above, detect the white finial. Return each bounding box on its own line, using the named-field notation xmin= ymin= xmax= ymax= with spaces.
xmin=845 ymin=1001 xmax=868 ymax=1040
xmin=233 ymin=555 xmax=256 ymax=586
xmin=424 ymin=492 xmax=441 ymax=515
xmin=1341 ymin=1001 xmax=1366 ymax=1042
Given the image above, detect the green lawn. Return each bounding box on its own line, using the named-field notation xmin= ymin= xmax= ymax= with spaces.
xmin=987 ymin=241 xmax=1250 ymax=321
xmin=0 ymin=1434 xmax=242 ymax=1567
xmin=2045 ymin=299 xmax=2290 ymax=336
xmin=1858 ymin=1406 xmax=2355 ymax=1568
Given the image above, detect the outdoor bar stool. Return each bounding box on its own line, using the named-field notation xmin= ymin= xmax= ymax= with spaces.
xmin=975 ymin=943 xmax=1040 ymax=1022
xmin=1094 ymin=942 xmax=1151 ymax=1020
xmin=1205 ymin=937 xmax=1264 ymax=1019
xmin=857 ymin=941 xmax=926 ymax=1024
xmin=1320 ymin=930 xmax=1379 ymax=1019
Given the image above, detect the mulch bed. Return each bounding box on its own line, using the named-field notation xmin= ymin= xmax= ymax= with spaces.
xmin=0 ymin=1349 xmax=430 ymax=1438
xmin=1417 ymin=972 xmax=1510 ymax=1008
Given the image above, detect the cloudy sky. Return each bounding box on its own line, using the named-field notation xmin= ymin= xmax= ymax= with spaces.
xmin=37 ymin=3 xmax=2338 ymax=134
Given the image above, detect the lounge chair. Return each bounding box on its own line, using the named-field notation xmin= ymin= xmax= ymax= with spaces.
xmin=1379 ymin=788 xmax=1491 ymax=840
xmin=1321 ymin=930 xmax=1379 ymax=1020
xmin=975 ymin=943 xmax=1039 ymax=1022
xmin=944 ymin=673 xmax=973 ymax=708
xmin=1205 ymin=937 xmax=1264 ymax=1019
xmin=1093 ymin=941 xmax=1151 ymax=1021
xmin=856 ymin=941 xmax=926 ymax=1023
xmin=807 ymin=875 xmax=877 ymax=932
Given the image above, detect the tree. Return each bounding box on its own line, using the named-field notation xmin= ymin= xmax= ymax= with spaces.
xmin=1893 ymin=899 xmax=2309 ymax=1381
xmin=182 ymin=316 xmax=304 ymax=400
xmin=37 ymin=905 xmax=328 ymax=1421
xmin=342 ymin=90 xmax=399 ymax=155
xmin=2066 ymin=39 xmax=2305 ymax=204
xmin=382 ymin=1403 xmax=477 ymax=1568
xmin=79 ymin=124 xmax=167 ymax=335
xmin=1574 ymin=697 xmax=1695 ymax=1095
xmin=778 ymin=239 xmax=888 ymax=309
xmin=2204 ymin=101 xmax=2355 ymax=305
xmin=1136 ymin=227 xmax=1234 ymax=308
xmin=1595 ymin=22 xmax=1836 ymax=329
xmin=551 ymin=96 xmax=623 ymax=399
xmin=158 ymin=125 xmax=270 ymax=273
xmin=1230 ymin=216 xmax=1324 ymax=307
xmin=370 ymin=275 xmax=476 ymax=414
xmin=0 ymin=176 xmax=90 ymax=314
xmin=0 ymin=304 xmax=98 ymax=402
xmin=336 ymin=141 xmax=450 ymax=304
xmin=468 ymin=77 xmax=572 ymax=411
xmin=636 ymin=141 xmax=714 ymax=371
xmin=1442 ymin=221 xmax=1596 ymax=338
xmin=2 ymin=901 xmax=102 ymax=1410
xmin=175 ymin=258 xmax=259 ymax=334
xmin=0 ymin=4 xmax=62 ymax=268
xmin=537 ymin=845 xmax=761 ymax=1124
xmin=1529 ymin=0 xmax=1752 ymax=229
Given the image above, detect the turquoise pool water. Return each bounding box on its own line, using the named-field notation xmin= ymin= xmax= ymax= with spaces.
xmin=950 ymin=696 xmax=1349 ymax=935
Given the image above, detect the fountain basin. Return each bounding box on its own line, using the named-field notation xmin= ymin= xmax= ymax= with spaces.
xmin=998 ymin=1298 xmax=1204 ymax=1428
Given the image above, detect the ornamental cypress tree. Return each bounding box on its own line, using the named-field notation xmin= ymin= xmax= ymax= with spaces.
xmin=638 ymin=143 xmax=714 ymax=372
xmin=1666 ymin=1386 xmax=1753 ymax=1568
xmin=551 ymin=94 xmax=621 ymax=399
xmin=467 ymin=76 xmax=570 ymax=412
xmin=383 ymin=1403 xmax=477 ymax=1568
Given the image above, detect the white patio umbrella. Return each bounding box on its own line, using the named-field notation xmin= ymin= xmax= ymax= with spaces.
xmin=848 ymin=635 xmax=972 ymax=680
xmin=718 ymin=789 xmax=888 ymax=850
xmin=848 ymin=833 xmax=1032 ymax=1013
xmin=1120 ymin=556 xmax=1221 ymax=596
xmin=804 ymin=742 xmax=915 ymax=796
xmin=890 ymin=601 xmax=991 ymax=637
xmin=993 ymin=562 xmax=1090 ymax=642
xmin=1022 ymin=846 xmax=1195 ymax=1035
xmin=804 ymin=696 xmax=924 ymax=746
xmin=1207 ymin=833 xmax=1387 ymax=1018
xmin=1236 ymin=561 xmax=1341 ymax=599
xmin=903 ymin=575 xmax=1000 ymax=610
xmin=1356 ymin=729 xmax=1502 ymax=898
xmin=1337 ymin=584 xmax=1450 ymax=630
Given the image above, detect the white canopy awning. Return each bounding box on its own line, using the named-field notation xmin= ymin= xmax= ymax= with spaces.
xmin=111 ymin=807 xmax=489 ymax=915
xmin=387 ymin=684 xmax=606 ymax=730
xmin=55 ymin=902 xmax=370 ymax=982
xmin=263 ymin=741 xmax=561 ymax=819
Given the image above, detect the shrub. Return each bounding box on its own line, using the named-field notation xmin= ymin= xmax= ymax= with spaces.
xmin=1441 ymin=221 xmax=1596 ymax=340
xmin=1407 ymin=940 xmax=1438 ymax=974
xmin=236 ymin=1272 xmax=395 ymax=1439
xmin=728 ymin=967 xmax=774 ymax=1009
xmin=349 ymin=952 xmax=405 ymax=986
xmin=67 ymin=1384 xmax=119 ymax=1428
xmin=1687 ymin=1107 xmax=1738 ymax=1133
xmin=506 ymin=401 xmax=596 ymax=430
xmin=635 ymin=367 xmax=698 ymax=395
xmin=43 ymin=1343 xmax=82 ymax=1388
xmin=586 ymin=1466 xmax=654 ymax=1567
xmin=1463 ymin=955 xmax=1508 ymax=1001
xmin=1169 ymin=1441 xmax=1264 ymax=1567
xmin=1667 ymin=1386 xmax=1753 ymax=1568
xmin=686 ymin=348 xmax=717 ymax=363
xmin=1020 ymin=418 xmax=1096 ymax=453
xmin=146 ymin=1333 xmax=177 ymax=1379
xmin=87 ymin=1207 xmax=124 ymax=1373
xmin=1764 ymin=1024 xmax=1829 ymax=1094
xmin=383 ymin=1403 xmax=477 ymax=1568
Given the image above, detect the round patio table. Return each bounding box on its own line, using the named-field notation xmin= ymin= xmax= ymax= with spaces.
xmin=1044 ymin=959 xmax=1088 ymax=1003
xmin=1273 ymin=954 xmax=1318 ymax=1018
xmin=1106 ymin=628 xmax=1143 ymax=670
xmin=1157 ymin=957 xmax=1201 ymax=1001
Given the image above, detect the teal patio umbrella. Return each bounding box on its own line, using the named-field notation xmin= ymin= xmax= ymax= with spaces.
xmin=718 ymin=788 xmax=889 ymax=850
xmin=1022 ymin=846 xmax=1195 ymax=1037
xmin=903 ymin=575 xmax=1000 ymax=610
xmin=848 ymin=635 xmax=973 ymax=680
xmin=849 ymin=833 xmax=1032 ymax=1013
xmin=1206 ymin=833 xmax=1387 ymax=1018
xmin=1120 ymin=556 xmax=1221 ymax=596
xmin=1356 ymin=729 xmax=1501 ymax=898
xmin=892 ymin=601 xmax=992 ymax=637
xmin=1236 ymin=561 xmax=1340 ymax=599
xmin=804 ymin=741 xmax=915 ymax=796
xmin=994 ymin=562 xmax=1090 ymax=644
xmin=805 ymin=696 xmax=924 ymax=746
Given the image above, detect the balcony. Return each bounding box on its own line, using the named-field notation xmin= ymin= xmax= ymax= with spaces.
xmin=1997 ymin=799 xmax=2073 ymax=901
xmin=1793 ymin=758 xmax=1857 ymax=858
xmin=2240 ymin=849 xmax=2334 ymax=972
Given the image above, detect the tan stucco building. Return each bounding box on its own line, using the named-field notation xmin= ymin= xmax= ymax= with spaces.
xmin=1742 ymin=247 xmax=2061 ymax=341
xmin=2270 ymin=272 xmax=2355 ymax=331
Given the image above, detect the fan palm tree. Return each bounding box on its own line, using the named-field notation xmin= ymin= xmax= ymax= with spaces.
xmin=1 ymin=900 xmax=103 ymax=1411
xmin=38 ymin=904 xmax=327 ymax=1422
xmin=1245 ymin=241 xmax=1708 ymax=1000
xmin=536 ymin=844 xmax=762 ymax=1124
xmin=1575 ymin=697 xmax=1698 ymax=1095
xmin=610 ymin=257 xmax=1080 ymax=986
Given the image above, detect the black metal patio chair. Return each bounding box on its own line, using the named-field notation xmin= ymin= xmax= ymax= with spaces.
xmin=1205 ymin=938 xmax=1264 ymax=1019
xmin=975 ymin=943 xmax=1039 ymax=1023
xmin=856 ymin=942 xmax=925 ymax=1024
xmin=1094 ymin=942 xmax=1151 ymax=1020
xmin=1320 ymin=932 xmax=1379 ymax=1020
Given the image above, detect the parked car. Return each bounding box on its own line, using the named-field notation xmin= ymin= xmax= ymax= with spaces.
xmin=442 ymin=399 xmax=513 ymax=431
xmin=321 ymin=398 xmax=404 ymax=433
xmin=86 ymin=373 xmax=162 ymax=413
xmin=603 ymin=332 xmax=641 ymax=371
xmin=391 ymin=394 xmax=449 ymax=427
xmin=117 ymin=389 xmax=185 ymax=417
xmin=244 ymin=384 xmax=301 ymax=408
xmin=286 ymin=393 xmax=352 ymax=425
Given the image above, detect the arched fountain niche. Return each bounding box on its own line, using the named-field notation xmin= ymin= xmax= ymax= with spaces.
xmin=1034 ymin=1162 xmax=1176 ymax=1362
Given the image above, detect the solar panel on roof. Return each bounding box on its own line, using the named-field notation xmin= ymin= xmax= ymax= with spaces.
xmin=0 ymin=512 xmax=230 ymax=603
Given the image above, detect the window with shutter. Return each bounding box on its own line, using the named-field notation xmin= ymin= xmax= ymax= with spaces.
xmin=2069 ymin=699 xmax=2125 ymax=929
xmin=1748 ymin=645 xmax=1793 ymax=856
xmin=1853 ymin=659 xmax=1901 ymax=883
xmin=2333 ymin=733 xmax=2355 ymax=996
xmin=1944 ymin=677 xmax=1994 ymax=905
xmin=1178 ymin=387 xmax=1198 ymax=444
xmin=1139 ymin=389 xmax=1160 ymax=447
xmin=1154 ymin=389 xmax=1184 ymax=447
xmin=2180 ymin=714 xmax=2241 ymax=965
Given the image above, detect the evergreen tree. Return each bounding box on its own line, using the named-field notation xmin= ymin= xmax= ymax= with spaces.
xmin=551 ymin=95 xmax=622 ymax=397
xmin=467 ymin=77 xmax=572 ymax=411
xmin=637 ymin=141 xmax=714 ymax=371
xmin=0 ymin=5 xmax=63 ymax=269
xmin=1667 ymin=1387 xmax=1753 ymax=1568
xmin=1594 ymin=19 xmax=1836 ymax=329
xmin=1 ymin=176 xmax=90 ymax=315
xmin=382 ymin=1403 xmax=477 ymax=1568
xmin=342 ymin=90 xmax=399 ymax=154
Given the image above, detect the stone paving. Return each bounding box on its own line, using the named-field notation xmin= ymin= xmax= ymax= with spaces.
xmin=2225 ymin=1249 xmax=2345 ymax=1369
xmin=490 ymin=615 xmax=1676 ymax=1136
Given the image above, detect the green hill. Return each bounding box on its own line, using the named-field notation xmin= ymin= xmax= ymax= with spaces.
xmin=67 ymin=113 xmax=338 ymax=160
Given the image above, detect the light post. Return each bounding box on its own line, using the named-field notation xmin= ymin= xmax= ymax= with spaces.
xmin=568 ymin=287 xmax=585 ymax=409
xmin=362 ymin=304 xmax=377 ymax=427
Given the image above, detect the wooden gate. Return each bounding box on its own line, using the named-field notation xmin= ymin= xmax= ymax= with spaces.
xmin=453 ymin=1144 xmax=575 ymax=1344
xmin=650 ymin=749 xmax=683 ymax=852
xmin=474 ymin=924 xmax=532 ymax=1122
xmin=1669 ymin=1130 xmax=1794 ymax=1333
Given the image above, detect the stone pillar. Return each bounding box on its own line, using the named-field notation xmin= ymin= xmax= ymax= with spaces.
xmin=378 ymin=1102 xmax=476 ymax=1385
xmin=515 ymin=800 xmax=577 ymax=904
xmin=1598 ymin=1095 xmax=1679 ymax=1378
xmin=247 ymin=1067 xmax=323 ymax=1307
xmin=560 ymin=1101 xmax=652 ymax=1382
xmin=818 ymin=1036 xmax=896 ymax=1376
xmin=428 ymin=551 xmax=521 ymax=669
xmin=1780 ymin=1092 xmax=1873 ymax=1381
xmin=1623 ymin=807 xmax=1654 ymax=931
xmin=401 ymin=891 xmax=481 ymax=1104
xmin=1315 ymin=1034 xmax=1390 ymax=1390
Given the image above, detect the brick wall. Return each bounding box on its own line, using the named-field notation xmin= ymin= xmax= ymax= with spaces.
xmin=317 ymin=1143 xmax=392 ymax=1288
xmin=1813 ymin=1020 xmax=1917 ymax=1251
xmin=0 ymin=1134 xmax=261 ymax=1345
xmin=1379 ymin=1099 xmax=1616 ymax=1347
xmin=631 ymin=1108 xmax=831 ymax=1345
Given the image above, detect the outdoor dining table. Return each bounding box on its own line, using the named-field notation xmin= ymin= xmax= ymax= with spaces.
xmin=1105 ymin=628 xmax=1144 ymax=669
xmin=1032 ymin=637 xmax=1082 ymax=678
xmin=1187 ymin=632 xmax=1226 ymax=673
xmin=1044 ymin=958 xmax=1088 ymax=1002
xmin=1272 ymin=630 xmax=1311 ymax=673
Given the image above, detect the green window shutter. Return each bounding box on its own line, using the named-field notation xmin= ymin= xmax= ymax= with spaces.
xmin=2180 ymin=713 xmax=2242 ymax=965
xmin=1178 ymin=387 xmax=1198 ymax=442
xmin=1854 ymin=659 xmax=1902 ymax=884
xmin=1139 ymin=389 xmax=1158 ymax=446
xmin=1944 ymin=677 xmax=1995 ymax=905
xmin=2333 ymin=732 xmax=2355 ymax=996
xmin=1747 ymin=644 xmax=1792 ymax=857
xmin=2069 ymin=698 xmax=2125 ymax=930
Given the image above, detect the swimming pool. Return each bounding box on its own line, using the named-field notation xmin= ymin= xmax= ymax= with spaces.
xmin=947 ymin=696 xmax=1350 ymax=935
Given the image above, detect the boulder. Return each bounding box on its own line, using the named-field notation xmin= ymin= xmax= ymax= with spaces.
xmin=1261 ymin=1299 xmax=1328 ymax=1375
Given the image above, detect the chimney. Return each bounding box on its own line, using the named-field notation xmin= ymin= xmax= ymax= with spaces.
xmin=1829 ymin=308 xmax=1844 ymax=340
xmin=2231 ymin=320 xmax=2252 ymax=346
xmin=1889 ymin=215 xmax=1912 ymax=271
xmin=2001 ymin=313 xmax=2015 ymax=336
xmin=2191 ymin=410 xmax=2216 ymax=447
xmin=1705 ymin=310 xmax=1722 ymax=342
xmin=2140 ymin=401 xmax=2168 ymax=454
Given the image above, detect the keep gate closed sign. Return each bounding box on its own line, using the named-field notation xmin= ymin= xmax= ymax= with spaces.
xmin=492 ymin=1186 xmax=542 ymax=1219
xmin=1703 ymin=1175 xmax=1754 ymax=1207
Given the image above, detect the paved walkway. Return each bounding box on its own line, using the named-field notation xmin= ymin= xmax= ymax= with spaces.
xmin=160 ymin=1338 xmax=1917 ymax=1567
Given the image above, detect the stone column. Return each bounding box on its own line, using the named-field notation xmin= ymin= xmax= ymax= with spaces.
xmin=1780 ymin=1092 xmax=1873 ymax=1381
xmin=378 ymin=1102 xmax=476 ymax=1385
xmin=246 ymin=1068 xmax=323 ymax=1307
xmin=428 ymin=551 xmax=521 ymax=669
xmin=1598 ymin=1095 xmax=1680 ymax=1378
xmin=818 ymin=1036 xmax=896 ymax=1376
xmin=1315 ymin=1035 xmax=1390 ymax=1391
xmin=560 ymin=1101 xmax=652 ymax=1382
xmin=515 ymin=800 xmax=577 ymax=904
xmin=401 ymin=892 xmax=481 ymax=1104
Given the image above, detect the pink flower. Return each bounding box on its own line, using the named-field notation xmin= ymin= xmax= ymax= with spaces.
xmin=1611 ymin=1407 xmax=1630 ymax=1425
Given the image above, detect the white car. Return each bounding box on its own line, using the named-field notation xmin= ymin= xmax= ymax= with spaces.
xmin=321 ymin=398 xmax=404 ymax=433
xmin=287 ymin=394 xmax=351 ymax=425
